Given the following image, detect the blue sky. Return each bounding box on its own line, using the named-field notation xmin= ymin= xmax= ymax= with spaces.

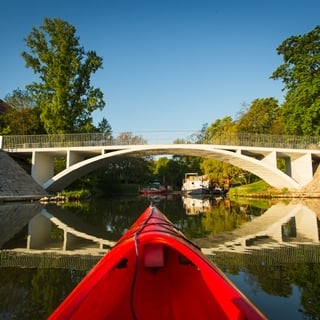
xmin=1 ymin=0 xmax=320 ymax=142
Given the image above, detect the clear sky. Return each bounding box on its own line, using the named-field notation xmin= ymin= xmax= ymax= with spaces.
xmin=1 ymin=0 xmax=320 ymax=142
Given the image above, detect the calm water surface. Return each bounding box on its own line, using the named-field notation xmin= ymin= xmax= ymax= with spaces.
xmin=0 ymin=195 xmax=320 ymax=319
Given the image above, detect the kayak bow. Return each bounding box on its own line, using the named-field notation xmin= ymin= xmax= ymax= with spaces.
xmin=49 ymin=205 xmax=266 ymax=320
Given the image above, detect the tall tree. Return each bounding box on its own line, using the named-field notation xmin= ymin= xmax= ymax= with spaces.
xmin=97 ymin=117 xmax=112 ymax=136
xmin=22 ymin=18 xmax=105 ymax=134
xmin=271 ymin=25 xmax=320 ymax=135
xmin=200 ymin=158 xmax=245 ymax=187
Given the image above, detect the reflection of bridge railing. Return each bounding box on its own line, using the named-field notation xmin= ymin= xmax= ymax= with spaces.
xmin=2 ymin=244 xmax=320 ymax=270
xmin=0 ymin=250 xmax=101 ymax=270
xmin=2 ymin=132 xmax=320 ymax=149
xmin=207 ymin=244 xmax=320 ymax=265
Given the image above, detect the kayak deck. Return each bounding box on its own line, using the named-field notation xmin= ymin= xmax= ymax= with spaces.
xmin=50 ymin=206 xmax=266 ymax=320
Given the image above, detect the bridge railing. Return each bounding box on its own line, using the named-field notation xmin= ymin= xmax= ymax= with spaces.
xmin=2 ymin=133 xmax=118 ymax=149
xmin=210 ymin=132 xmax=320 ymax=149
xmin=1 ymin=132 xmax=320 ymax=150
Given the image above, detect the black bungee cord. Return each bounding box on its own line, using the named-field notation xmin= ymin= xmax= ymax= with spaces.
xmin=130 ymin=205 xmax=155 ymax=320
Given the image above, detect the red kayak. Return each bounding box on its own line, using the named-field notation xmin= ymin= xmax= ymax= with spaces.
xmin=49 ymin=206 xmax=266 ymax=320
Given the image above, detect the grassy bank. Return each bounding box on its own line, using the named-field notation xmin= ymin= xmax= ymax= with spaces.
xmin=228 ymin=180 xmax=320 ymax=199
xmin=228 ymin=180 xmax=289 ymax=198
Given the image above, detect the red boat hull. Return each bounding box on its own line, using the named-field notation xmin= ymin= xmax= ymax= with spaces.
xmin=49 ymin=206 xmax=266 ymax=320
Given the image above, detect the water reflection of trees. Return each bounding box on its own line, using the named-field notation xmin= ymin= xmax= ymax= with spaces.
xmin=213 ymin=248 xmax=320 ymax=320
xmin=201 ymin=201 xmax=265 ymax=235
xmin=0 ymin=267 xmax=85 ymax=319
xmin=294 ymin=263 xmax=320 ymax=319
xmin=1 ymin=197 xmax=320 ymax=319
xmin=49 ymin=197 xmax=151 ymax=240
xmin=249 ymin=262 xmax=320 ymax=319
xmin=1 ymin=250 xmax=320 ymax=319
xmin=53 ymin=195 xmax=271 ymax=242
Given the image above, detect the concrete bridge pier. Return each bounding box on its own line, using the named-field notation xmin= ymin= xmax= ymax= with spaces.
xmin=283 ymin=153 xmax=313 ymax=187
xmin=32 ymin=152 xmax=55 ymax=185
xmin=291 ymin=153 xmax=313 ymax=186
xmin=261 ymin=150 xmax=277 ymax=168
xmin=31 ymin=150 xmax=89 ymax=185
xmin=260 ymin=151 xmax=313 ymax=188
xmin=295 ymin=206 xmax=319 ymax=242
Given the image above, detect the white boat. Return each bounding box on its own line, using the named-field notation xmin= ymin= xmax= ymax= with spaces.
xmin=181 ymin=173 xmax=210 ymax=195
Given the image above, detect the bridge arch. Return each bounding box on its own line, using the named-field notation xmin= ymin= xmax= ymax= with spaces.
xmin=43 ymin=145 xmax=301 ymax=192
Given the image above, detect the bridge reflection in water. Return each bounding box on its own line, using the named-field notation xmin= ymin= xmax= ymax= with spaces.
xmin=27 ymin=208 xmax=116 ymax=253
xmin=201 ymin=202 xmax=319 ymax=255
xmin=0 ymin=200 xmax=319 ymax=269
xmin=1 ymin=199 xmax=320 ymax=320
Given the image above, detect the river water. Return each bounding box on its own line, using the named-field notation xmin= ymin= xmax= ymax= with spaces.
xmin=0 ymin=194 xmax=320 ymax=319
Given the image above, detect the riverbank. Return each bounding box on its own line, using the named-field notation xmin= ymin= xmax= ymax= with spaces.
xmin=228 ymin=169 xmax=320 ymax=199
xmin=230 ymin=191 xmax=320 ymax=199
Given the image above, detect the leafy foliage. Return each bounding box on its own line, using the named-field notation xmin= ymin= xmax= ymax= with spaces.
xmin=200 ymin=158 xmax=243 ymax=187
xmin=197 ymin=117 xmax=246 ymax=187
xmin=0 ymin=89 xmax=45 ymax=134
xmin=271 ymin=25 xmax=320 ymax=135
xmin=201 ymin=203 xmax=251 ymax=235
xmin=22 ymin=18 xmax=105 ymax=133
xmin=203 ymin=116 xmax=237 ymax=143
xmin=236 ymin=98 xmax=283 ymax=134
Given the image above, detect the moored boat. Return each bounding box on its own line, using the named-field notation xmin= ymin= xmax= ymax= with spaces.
xmin=138 ymin=186 xmax=167 ymax=195
xmin=49 ymin=206 xmax=266 ymax=320
xmin=138 ymin=179 xmax=167 ymax=195
xmin=182 ymin=173 xmax=226 ymax=196
xmin=181 ymin=172 xmax=210 ymax=195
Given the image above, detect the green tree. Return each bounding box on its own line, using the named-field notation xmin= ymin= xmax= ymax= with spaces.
xmin=236 ymin=98 xmax=283 ymax=134
xmin=106 ymin=157 xmax=153 ymax=184
xmin=200 ymin=158 xmax=244 ymax=187
xmin=97 ymin=117 xmax=112 ymax=136
xmin=271 ymin=25 xmax=320 ymax=135
xmin=0 ymin=89 xmax=44 ymax=134
xmin=153 ymin=157 xmax=170 ymax=180
xmin=198 ymin=117 xmax=242 ymax=187
xmin=22 ymin=18 xmax=105 ymax=134
xmin=172 ymin=155 xmax=202 ymax=187
xmin=152 ymin=155 xmax=202 ymax=188
xmin=204 ymin=116 xmax=237 ymax=144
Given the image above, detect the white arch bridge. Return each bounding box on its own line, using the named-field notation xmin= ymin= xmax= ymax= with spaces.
xmin=1 ymin=132 xmax=320 ymax=192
